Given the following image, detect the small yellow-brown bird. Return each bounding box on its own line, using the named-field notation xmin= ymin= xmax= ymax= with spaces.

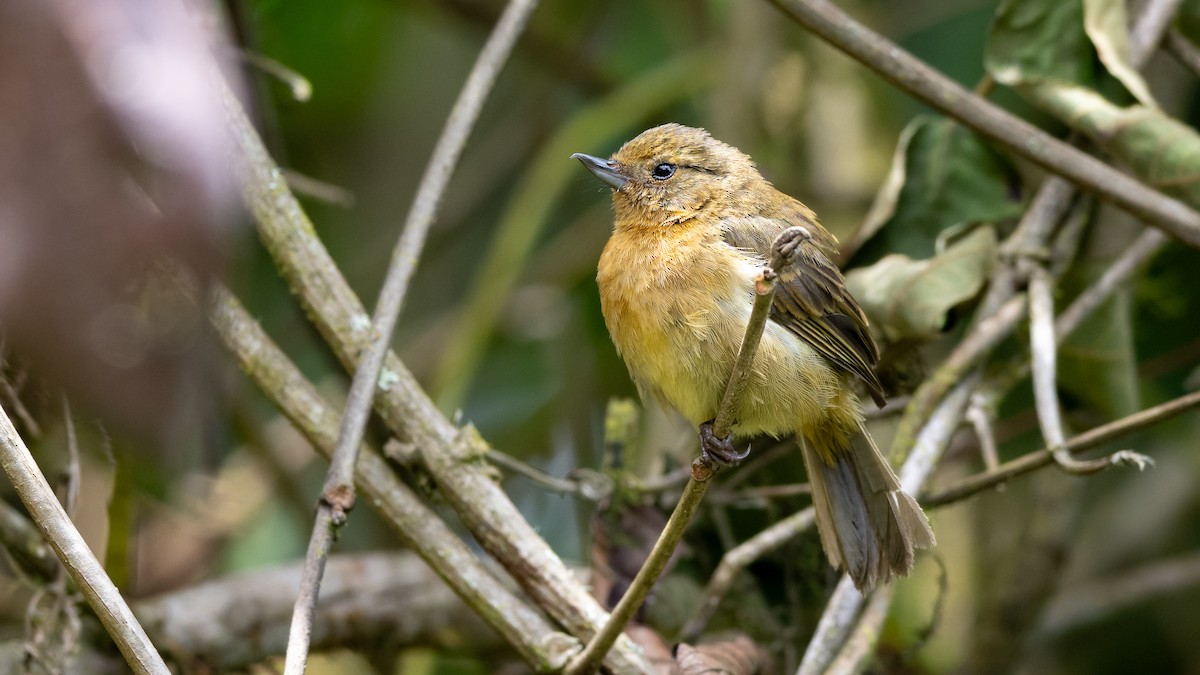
xmin=573 ymin=124 xmax=934 ymax=591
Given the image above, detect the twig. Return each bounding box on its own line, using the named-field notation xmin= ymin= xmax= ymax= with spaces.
xmin=682 ymin=508 xmax=816 ymax=639
xmin=822 ymin=586 xmax=896 ymax=675
xmin=1029 ymin=268 xmax=1153 ymax=475
xmin=59 ymin=396 xmax=79 ymax=518
xmin=281 ymin=1 xmax=538 ymax=671
xmin=922 ymin=389 xmax=1200 ymax=507
xmin=765 ymin=0 xmax=1200 ymax=248
xmin=485 ymin=449 xmax=612 ymax=500
xmin=208 ymin=286 xmax=572 ymax=670
xmin=565 ymin=227 xmax=809 ymax=674
xmin=966 ymin=394 xmax=1000 ymax=472
xmin=0 ymin=405 xmax=169 ymax=674
xmin=1055 ymin=229 xmax=1167 ymax=338
xmin=1166 ymin=28 xmax=1200 ymax=77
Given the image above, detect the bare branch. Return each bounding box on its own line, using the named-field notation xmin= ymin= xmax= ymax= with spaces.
xmin=923 ymin=389 xmax=1200 ymax=507
xmin=280 ymin=1 xmax=538 ymax=670
xmin=1055 ymin=229 xmax=1167 ymax=338
xmin=0 ymin=405 xmax=169 ymax=674
xmin=766 ymin=0 xmax=1200 ymax=248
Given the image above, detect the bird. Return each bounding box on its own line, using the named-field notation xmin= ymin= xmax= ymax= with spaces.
xmin=572 ymin=123 xmax=934 ymax=591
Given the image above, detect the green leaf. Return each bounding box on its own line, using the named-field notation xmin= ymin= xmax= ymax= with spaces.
xmin=846 ymin=226 xmax=998 ymax=342
xmin=854 ymin=117 xmax=1022 ymax=261
xmin=986 ymin=0 xmax=1096 ymax=88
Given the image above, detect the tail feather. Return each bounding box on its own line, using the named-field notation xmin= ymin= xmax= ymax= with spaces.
xmin=800 ymin=424 xmax=935 ymax=592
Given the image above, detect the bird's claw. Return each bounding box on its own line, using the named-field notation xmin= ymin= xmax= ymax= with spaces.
xmin=699 ymin=421 xmax=750 ymax=467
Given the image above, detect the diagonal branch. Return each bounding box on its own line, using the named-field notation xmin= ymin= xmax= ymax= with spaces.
xmin=766 ymin=0 xmax=1200 ymax=249
xmin=280 ymin=0 xmax=538 ymax=671
xmin=0 ymin=405 xmax=169 ymax=674
xmin=208 ymin=285 xmax=572 ymax=669
xmin=218 ymin=43 xmax=652 ymax=675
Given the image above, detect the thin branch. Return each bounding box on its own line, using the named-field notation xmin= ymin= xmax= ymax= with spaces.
xmin=565 ymin=227 xmax=810 ymax=675
xmin=1166 ymin=28 xmax=1200 ymax=77
xmin=208 ymin=285 xmax=571 ymax=670
xmin=683 ymin=508 xmax=816 ymax=639
xmin=922 ymin=389 xmax=1200 ymax=507
xmin=966 ymin=395 xmax=1000 ymax=472
xmin=822 ymin=586 xmax=896 ymax=675
xmin=765 ymin=0 xmax=1200 ymax=248
xmin=485 ymin=449 xmax=612 ymax=499
xmin=1055 ymin=229 xmax=1167 ymax=337
xmin=0 ymin=405 xmax=168 ymax=674
xmin=1029 ymin=268 xmax=1153 ymax=474
xmin=282 ymin=1 xmax=537 ymax=671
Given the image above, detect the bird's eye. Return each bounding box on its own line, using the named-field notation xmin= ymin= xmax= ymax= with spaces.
xmin=651 ymin=163 xmax=676 ymax=180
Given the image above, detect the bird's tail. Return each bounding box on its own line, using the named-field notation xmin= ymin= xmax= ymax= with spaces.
xmin=800 ymin=419 xmax=935 ymax=592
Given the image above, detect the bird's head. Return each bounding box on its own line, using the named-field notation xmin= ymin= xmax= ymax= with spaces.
xmin=573 ymin=123 xmax=762 ymax=229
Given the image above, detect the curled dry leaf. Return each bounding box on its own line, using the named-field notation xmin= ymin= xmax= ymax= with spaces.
xmin=846 ymin=226 xmax=998 ymax=343
xmin=0 ymin=0 xmax=237 ymax=435
xmin=675 ymin=634 xmax=763 ymax=675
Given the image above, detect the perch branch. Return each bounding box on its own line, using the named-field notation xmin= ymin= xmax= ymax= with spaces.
xmin=565 ymin=227 xmax=809 ymax=674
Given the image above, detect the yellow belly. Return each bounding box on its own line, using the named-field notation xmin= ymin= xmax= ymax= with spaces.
xmin=597 ymin=228 xmax=852 ymax=439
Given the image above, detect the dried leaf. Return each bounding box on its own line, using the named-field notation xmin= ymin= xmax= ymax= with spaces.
xmin=675 ymin=635 xmax=763 ymax=675
xmin=847 ymin=226 xmax=998 ymax=343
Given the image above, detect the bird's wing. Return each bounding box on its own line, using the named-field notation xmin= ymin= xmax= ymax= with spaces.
xmin=721 ymin=211 xmax=886 ymax=407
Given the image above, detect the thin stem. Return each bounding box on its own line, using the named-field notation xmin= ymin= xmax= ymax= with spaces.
xmin=281 ymin=1 xmax=537 ymax=671
xmin=822 ymin=586 xmax=896 ymax=675
xmin=565 ymin=227 xmax=808 ymax=674
xmin=1055 ymin=229 xmax=1167 ymax=337
xmin=922 ymin=390 xmax=1200 ymax=508
xmin=765 ymin=0 xmax=1200 ymax=248
xmin=0 ymin=405 xmax=169 ymax=674
xmin=1167 ymin=29 xmax=1200 ymax=77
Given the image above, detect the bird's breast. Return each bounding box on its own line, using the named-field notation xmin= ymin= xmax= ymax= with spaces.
xmin=596 ymin=227 xmax=759 ymax=425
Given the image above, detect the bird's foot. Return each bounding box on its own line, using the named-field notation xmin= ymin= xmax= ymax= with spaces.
xmin=699 ymin=421 xmax=750 ymax=467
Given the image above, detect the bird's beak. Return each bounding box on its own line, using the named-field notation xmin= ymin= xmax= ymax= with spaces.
xmin=571 ymin=153 xmax=629 ymax=191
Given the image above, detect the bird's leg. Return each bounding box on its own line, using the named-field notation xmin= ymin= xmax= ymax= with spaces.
xmin=699 ymin=420 xmax=750 ymax=466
